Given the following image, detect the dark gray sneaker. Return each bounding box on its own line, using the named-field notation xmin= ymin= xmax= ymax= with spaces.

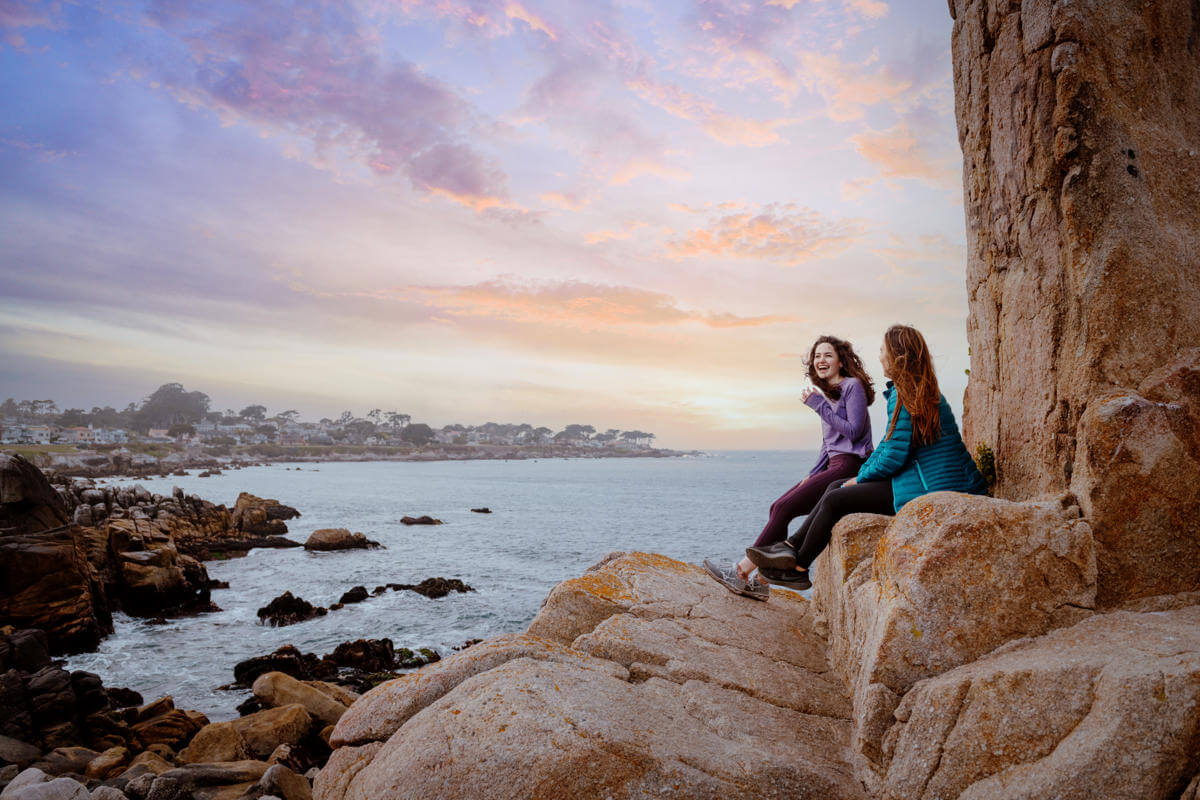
xmin=759 ymin=566 xmax=811 ymax=590
xmin=703 ymin=559 xmax=770 ymax=601
xmin=745 ymin=541 xmax=798 ymax=570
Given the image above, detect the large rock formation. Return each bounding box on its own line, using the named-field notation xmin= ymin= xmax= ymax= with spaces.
xmin=317 ymin=553 xmax=869 ymax=800
xmin=952 ymin=0 xmax=1200 ymax=604
xmin=315 ymin=548 xmax=1200 ymax=799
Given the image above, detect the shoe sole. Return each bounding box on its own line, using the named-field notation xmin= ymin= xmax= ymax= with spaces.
xmin=703 ymin=560 xmax=770 ymax=601
xmin=745 ymin=546 xmax=798 ymax=570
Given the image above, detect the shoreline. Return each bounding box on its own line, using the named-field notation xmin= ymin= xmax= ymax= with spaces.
xmin=6 ymin=442 xmax=707 ymax=479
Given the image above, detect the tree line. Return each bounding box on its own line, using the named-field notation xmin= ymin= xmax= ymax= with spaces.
xmin=2 ymin=384 xmax=656 ymax=446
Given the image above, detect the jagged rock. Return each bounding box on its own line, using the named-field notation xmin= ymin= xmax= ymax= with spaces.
xmin=385 ymin=578 xmax=473 ymax=599
xmin=334 ymin=588 xmax=366 ymax=605
xmin=230 ymin=494 xmax=299 ymax=538
xmin=301 ymin=530 xmax=378 ymax=552
xmin=232 ymin=648 xmax=333 ymax=688
xmin=881 ymin=605 xmax=1200 ymax=799
xmin=154 ymin=760 xmax=269 ymax=790
xmin=251 ymin=675 xmax=346 ymax=729
xmin=469 ymin=508 xmax=491 ymax=514
xmin=255 ymin=594 xmax=326 ymax=628
xmin=129 ymin=699 xmax=204 ymax=752
xmin=398 ymin=516 xmax=440 ymax=526
xmin=323 ymin=641 xmax=392 ymax=674
xmin=89 ymin=787 xmax=128 ymax=800
xmin=953 ymin=0 xmax=1200 ymax=607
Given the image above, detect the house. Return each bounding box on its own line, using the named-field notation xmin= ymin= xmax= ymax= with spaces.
xmin=280 ymin=433 xmax=307 ymax=446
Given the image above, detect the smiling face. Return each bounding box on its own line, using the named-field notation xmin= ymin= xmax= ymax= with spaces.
xmin=813 ymin=342 xmax=843 ymax=385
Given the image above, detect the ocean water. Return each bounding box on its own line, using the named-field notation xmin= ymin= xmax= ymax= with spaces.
xmin=64 ymin=451 xmax=818 ymax=720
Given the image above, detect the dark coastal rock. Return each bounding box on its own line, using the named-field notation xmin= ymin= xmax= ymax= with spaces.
xmin=336 ymin=587 xmax=368 ymax=605
xmin=105 ymin=689 xmax=143 ymax=710
xmin=256 ymin=593 xmax=327 ymax=628
xmin=302 ymin=529 xmax=379 ymax=552
xmin=470 ymin=508 xmax=492 ymax=514
xmin=324 ymin=641 xmax=394 ymax=674
xmin=233 ymin=647 xmax=335 ymax=689
xmin=386 ymin=578 xmax=474 ymax=599
xmin=399 ymin=515 xmax=441 ymax=526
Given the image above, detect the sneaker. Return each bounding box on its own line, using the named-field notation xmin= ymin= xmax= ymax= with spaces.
xmin=745 ymin=541 xmax=798 ymax=570
xmin=703 ymin=559 xmax=770 ymax=601
xmin=759 ymin=566 xmax=811 ymax=590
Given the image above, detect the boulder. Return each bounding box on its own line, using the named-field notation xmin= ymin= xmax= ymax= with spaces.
xmin=83 ymin=747 xmax=130 ymax=780
xmin=0 ymin=736 xmax=41 ymax=770
xmin=952 ymin=0 xmax=1200 ymax=607
xmin=811 ymin=493 xmax=1096 ymax=790
xmin=230 ymin=494 xmax=299 ymax=538
xmin=255 ymin=765 xmax=310 ymax=800
xmin=398 ymin=516 xmax=440 ymax=526
xmin=1 ymin=776 xmax=88 ymax=800
xmin=251 ymin=674 xmax=345 ymax=728
xmin=31 ymin=747 xmax=98 ymax=777
xmin=130 ymin=705 xmax=204 ymax=752
xmin=386 ymin=578 xmax=472 ymax=599
xmin=255 ymin=594 xmax=326 ymax=628
xmin=177 ymin=723 xmax=248 ymax=765
xmin=232 ymin=647 xmax=334 ymax=688
xmin=0 ymin=768 xmax=50 ymax=799
xmin=301 ymin=530 xmax=378 ymax=552
xmin=0 ymin=456 xmax=70 ymax=535
xmin=880 ymin=605 xmax=1200 ymax=799
xmin=228 ymin=705 xmax=314 ymax=760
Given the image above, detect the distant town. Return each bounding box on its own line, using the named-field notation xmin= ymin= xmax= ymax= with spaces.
xmin=0 ymin=383 xmax=659 ymax=452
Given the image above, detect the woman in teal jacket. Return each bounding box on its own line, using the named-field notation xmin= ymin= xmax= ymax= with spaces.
xmin=746 ymin=324 xmax=987 ymax=588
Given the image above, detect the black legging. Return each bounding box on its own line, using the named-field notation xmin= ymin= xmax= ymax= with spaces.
xmin=785 ymin=478 xmax=894 ymax=569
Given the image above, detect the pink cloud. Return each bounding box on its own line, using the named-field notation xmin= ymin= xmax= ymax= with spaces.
xmin=849 ymin=121 xmax=959 ymax=188
xmin=665 ymin=203 xmax=865 ymax=266
xmin=137 ymin=1 xmax=510 ymax=210
xmin=796 ymin=50 xmax=912 ymax=121
xmin=845 ymin=0 xmax=889 ymax=20
xmin=408 ymin=278 xmax=795 ymax=328
xmin=625 ymin=72 xmax=792 ymax=147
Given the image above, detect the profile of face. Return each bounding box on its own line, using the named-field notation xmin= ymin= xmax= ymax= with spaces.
xmin=879 ymin=341 xmax=892 ymax=378
xmin=813 ymin=342 xmax=843 ymax=384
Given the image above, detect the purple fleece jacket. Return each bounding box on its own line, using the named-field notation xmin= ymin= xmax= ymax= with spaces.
xmin=803 ymin=376 xmax=874 ymax=476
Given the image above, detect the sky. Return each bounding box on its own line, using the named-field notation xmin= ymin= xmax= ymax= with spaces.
xmin=0 ymin=0 xmax=968 ymax=450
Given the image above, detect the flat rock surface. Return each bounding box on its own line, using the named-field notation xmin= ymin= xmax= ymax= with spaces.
xmin=318 ymin=552 xmax=867 ymax=800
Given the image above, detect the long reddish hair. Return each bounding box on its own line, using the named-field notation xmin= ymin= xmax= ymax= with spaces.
xmin=882 ymin=325 xmax=941 ymax=445
xmin=806 ymin=335 xmax=876 ymax=405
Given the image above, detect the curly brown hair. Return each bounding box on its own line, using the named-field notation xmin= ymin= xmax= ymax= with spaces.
xmin=806 ymin=336 xmax=876 ymax=406
xmin=882 ymin=324 xmax=941 ymax=445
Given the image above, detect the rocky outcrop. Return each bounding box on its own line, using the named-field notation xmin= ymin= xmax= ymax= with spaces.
xmin=1 ymin=456 xmax=113 ymax=654
xmin=952 ymin=0 xmax=1200 ymax=605
xmin=256 ymin=593 xmax=327 ymax=628
xmin=301 ymin=530 xmax=378 ymax=552
xmin=317 ymin=553 xmax=869 ymax=800
xmin=52 ymin=478 xmax=301 ymax=560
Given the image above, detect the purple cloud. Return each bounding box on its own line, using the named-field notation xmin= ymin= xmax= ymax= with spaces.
xmin=136 ymin=0 xmax=509 ymax=207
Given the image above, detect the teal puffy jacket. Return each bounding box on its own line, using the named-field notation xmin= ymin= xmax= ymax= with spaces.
xmin=856 ymin=383 xmax=988 ymax=511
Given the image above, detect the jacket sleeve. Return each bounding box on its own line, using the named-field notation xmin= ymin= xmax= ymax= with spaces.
xmin=803 ymin=378 xmax=869 ymax=441
xmin=857 ymin=400 xmax=913 ymax=482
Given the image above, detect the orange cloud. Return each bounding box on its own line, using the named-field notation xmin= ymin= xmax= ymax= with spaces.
xmin=849 ymin=122 xmax=959 ymax=188
xmin=665 ymin=204 xmax=865 ymax=266
xmin=797 ymin=50 xmax=911 ymax=121
xmin=427 ymin=186 xmax=519 ymax=213
xmin=626 ymin=73 xmax=792 ymax=147
xmin=845 ymin=0 xmax=889 ymax=20
xmin=504 ymin=2 xmax=556 ymax=40
xmin=608 ymin=157 xmax=690 ymax=185
xmin=584 ymin=220 xmax=647 ymax=245
xmin=408 ymin=279 xmax=795 ymax=328
xmin=541 ymin=191 xmax=589 ymax=210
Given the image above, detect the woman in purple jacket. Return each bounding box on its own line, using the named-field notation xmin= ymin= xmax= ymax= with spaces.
xmin=705 ymin=335 xmax=875 ymax=598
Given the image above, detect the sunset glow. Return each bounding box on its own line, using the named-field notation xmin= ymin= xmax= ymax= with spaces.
xmin=0 ymin=0 xmax=966 ymax=449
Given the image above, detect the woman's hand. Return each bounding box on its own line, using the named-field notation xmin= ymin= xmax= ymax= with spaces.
xmin=842 ymin=477 xmax=858 ymax=487
xmin=800 ymin=387 xmax=817 ymax=403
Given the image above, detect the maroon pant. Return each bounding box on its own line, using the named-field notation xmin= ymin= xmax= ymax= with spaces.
xmin=752 ymin=453 xmax=864 ymax=548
